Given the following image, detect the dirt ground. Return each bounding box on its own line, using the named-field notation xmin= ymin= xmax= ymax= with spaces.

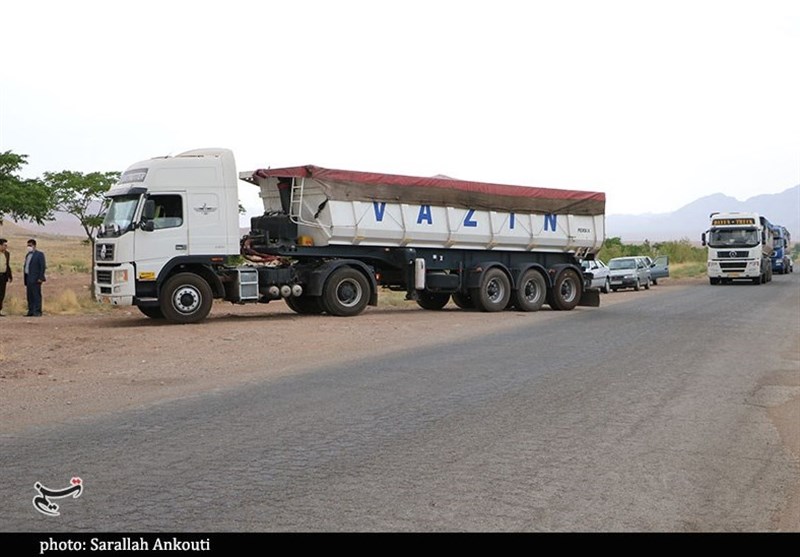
xmin=1 ymin=273 xmax=797 ymax=529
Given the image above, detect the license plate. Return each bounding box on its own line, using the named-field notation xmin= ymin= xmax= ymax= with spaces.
xmin=728 ymin=272 xmax=740 ymax=277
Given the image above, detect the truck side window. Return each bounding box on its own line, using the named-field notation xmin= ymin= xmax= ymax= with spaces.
xmin=151 ymin=195 xmax=183 ymax=229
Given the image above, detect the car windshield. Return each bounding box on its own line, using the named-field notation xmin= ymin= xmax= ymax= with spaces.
xmin=99 ymin=194 xmax=140 ymax=237
xmin=609 ymin=259 xmax=635 ymax=270
xmin=580 ymin=261 xmax=590 ymax=270
xmin=708 ymin=228 xmax=759 ymax=248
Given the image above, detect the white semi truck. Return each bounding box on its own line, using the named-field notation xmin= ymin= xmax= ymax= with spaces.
xmin=703 ymin=211 xmax=775 ymax=285
xmin=94 ymin=148 xmax=606 ymax=323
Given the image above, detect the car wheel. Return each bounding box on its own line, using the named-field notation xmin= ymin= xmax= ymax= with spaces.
xmin=634 ymin=278 xmax=641 ymax=292
xmin=602 ymin=278 xmax=610 ymax=294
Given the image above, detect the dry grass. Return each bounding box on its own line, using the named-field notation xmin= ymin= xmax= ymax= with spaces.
xmin=0 ymin=221 xmax=110 ymax=316
xmin=670 ymin=261 xmax=708 ymax=279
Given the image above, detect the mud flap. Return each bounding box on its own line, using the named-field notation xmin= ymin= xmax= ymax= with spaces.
xmin=579 ymin=289 xmax=600 ymax=307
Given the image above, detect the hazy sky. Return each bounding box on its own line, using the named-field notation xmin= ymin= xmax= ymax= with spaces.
xmin=1 ymin=0 xmax=798 ymax=219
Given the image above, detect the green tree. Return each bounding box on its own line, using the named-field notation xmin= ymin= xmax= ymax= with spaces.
xmin=0 ymin=151 xmax=53 ymax=224
xmin=42 ymin=170 xmax=120 ymax=298
xmin=42 ymin=170 xmax=120 ymax=243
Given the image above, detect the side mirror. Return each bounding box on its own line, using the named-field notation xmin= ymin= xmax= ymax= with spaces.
xmin=701 ymin=232 xmax=707 ymax=246
xmin=139 ymin=199 xmax=155 ymax=231
xmin=142 ymin=199 xmax=156 ymax=221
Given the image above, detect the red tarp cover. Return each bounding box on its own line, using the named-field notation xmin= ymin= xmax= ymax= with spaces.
xmin=248 ymin=166 xmax=605 ymax=216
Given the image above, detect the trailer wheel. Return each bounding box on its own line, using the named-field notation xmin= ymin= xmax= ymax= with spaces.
xmin=416 ymin=292 xmax=450 ymax=310
xmin=514 ymin=269 xmax=546 ymax=312
xmin=138 ymin=306 xmax=164 ymax=319
xmin=285 ymin=295 xmax=324 ymax=315
xmin=451 ymin=291 xmax=474 ymax=309
xmin=471 ymin=268 xmax=511 ymax=312
xmin=160 ymin=272 xmax=213 ymax=324
xmin=321 ymin=267 xmax=370 ymax=317
xmin=549 ymin=269 xmax=582 ymax=311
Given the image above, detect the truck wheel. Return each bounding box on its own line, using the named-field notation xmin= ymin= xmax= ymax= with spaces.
xmin=514 ymin=269 xmax=546 ymax=312
xmin=634 ymin=278 xmax=641 ymax=292
xmin=451 ymin=291 xmax=474 ymax=309
xmin=602 ymin=278 xmax=610 ymax=294
xmin=549 ymin=269 xmax=582 ymax=311
xmin=709 ymin=277 xmax=720 ymax=285
xmin=416 ymin=292 xmax=450 ymax=310
xmin=160 ymin=272 xmax=213 ymax=324
xmin=753 ymin=276 xmax=762 ymax=285
xmin=138 ymin=306 xmax=164 ymax=319
xmin=285 ymin=295 xmax=324 ymax=315
xmin=470 ymin=268 xmax=511 ymax=312
xmin=321 ymin=267 xmax=370 ymax=316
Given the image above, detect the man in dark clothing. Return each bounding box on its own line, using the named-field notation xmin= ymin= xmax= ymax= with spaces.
xmin=23 ymin=238 xmax=46 ymax=317
xmin=0 ymin=238 xmax=11 ymax=317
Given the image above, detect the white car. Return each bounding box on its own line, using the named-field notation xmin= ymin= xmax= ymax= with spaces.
xmin=580 ymin=259 xmax=611 ymax=293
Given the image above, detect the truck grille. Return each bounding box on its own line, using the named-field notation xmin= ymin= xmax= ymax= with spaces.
xmin=96 ymin=243 xmax=115 ymax=261
xmin=96 ymin=270 xmax=112 ymax=284
xmin=716 ymin=250 xmax=748 ymax=258
xmin=719 ymin=262 xmax=746 ymax=271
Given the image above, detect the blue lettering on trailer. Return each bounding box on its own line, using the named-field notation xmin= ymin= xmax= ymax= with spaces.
xmin=464 ymin=209 xmax=477 ymax=227
xmin=510 ymin=212 xmax=516 ymax=230
xmin=544 ymin=213 xmax=557 ymax=232
xmin=417 ymin=205 xmax=433 ymax=225
xmin=373 ymin=201 xmax=387 ymax=222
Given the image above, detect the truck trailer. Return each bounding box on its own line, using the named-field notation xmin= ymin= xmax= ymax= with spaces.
xmin=94 ymin=149 xmax=606 ymax=323
xmin=703 ymin=211 xmax=775 ymax=285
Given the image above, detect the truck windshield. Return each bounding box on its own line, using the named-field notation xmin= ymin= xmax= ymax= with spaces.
xmin=98 ymin=194 xmax=140 ymax=237
xmin=708 ymin=228 xmax=759 ymax=248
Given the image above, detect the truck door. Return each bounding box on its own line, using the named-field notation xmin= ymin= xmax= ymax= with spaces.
xmin=134 ymin=192 xmax=189 ymax=282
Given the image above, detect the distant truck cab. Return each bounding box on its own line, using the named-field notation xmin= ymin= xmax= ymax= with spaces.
xmin=703 ymin=212 xmax=774 ymax=285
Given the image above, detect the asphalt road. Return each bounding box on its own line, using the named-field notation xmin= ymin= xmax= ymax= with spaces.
xmin=2 ymin=275 xmax=798 ymax=532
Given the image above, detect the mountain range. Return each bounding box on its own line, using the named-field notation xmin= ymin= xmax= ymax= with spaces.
xmin=4 ymin=186 xmax=798 ymax=245
xmin=607 ymin=185 xmax=800 ymax=243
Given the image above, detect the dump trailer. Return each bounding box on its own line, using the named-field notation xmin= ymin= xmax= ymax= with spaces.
xmin=94 ymin=148 xmax=606 ymax=323
xmin=703 ymin=211 xmax=775 ymax=285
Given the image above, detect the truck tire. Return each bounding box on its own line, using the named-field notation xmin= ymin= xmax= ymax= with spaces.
xmin=416 ymin=292 xmax=450 ymax=310
xmin=549 ymin=269 xmax=582 ymax=311
xmin=138 ymin=306 xmax=164 ymax=319
xmin=709 ymin=277 xmax=720 ymax=285
xmin=285 ymin=295 xmax=324 ymax=315
xmin=321 ymin=267 xmax=370 ymax=317
xmin=159 ymin=272 xmax=213 ymax=324
xmin=470 ymin=268 xmax=511 ymax=312
xmin=753 ymin=276 xmax=762 ymax=285
xmin=451 ymin=291 xmax=474 ymax=309
xmin=514 ymin=269 xmax=546 ymax=312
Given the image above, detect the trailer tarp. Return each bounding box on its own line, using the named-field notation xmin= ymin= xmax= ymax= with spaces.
xmin=245 ymin=166 xmax=605 ymax=216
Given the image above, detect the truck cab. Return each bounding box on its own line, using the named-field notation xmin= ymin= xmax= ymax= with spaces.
xmin=703 ymin=212 xmax=774 ymax=285
xmin=95 ymin=149 xmax=240 ymax=314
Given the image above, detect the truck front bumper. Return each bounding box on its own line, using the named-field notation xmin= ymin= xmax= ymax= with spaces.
xmin=95 ymin=263 xmax=136 ymax=306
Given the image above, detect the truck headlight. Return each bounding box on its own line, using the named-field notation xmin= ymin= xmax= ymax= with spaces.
xmin=113 ymin=269 xmax=129 ymax=283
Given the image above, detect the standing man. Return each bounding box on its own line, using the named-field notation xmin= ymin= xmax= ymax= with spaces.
xmin=23 ymin=239 xmax=46 ymax=317
xmin=0 ymin=239 xmax=11 ymax=317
